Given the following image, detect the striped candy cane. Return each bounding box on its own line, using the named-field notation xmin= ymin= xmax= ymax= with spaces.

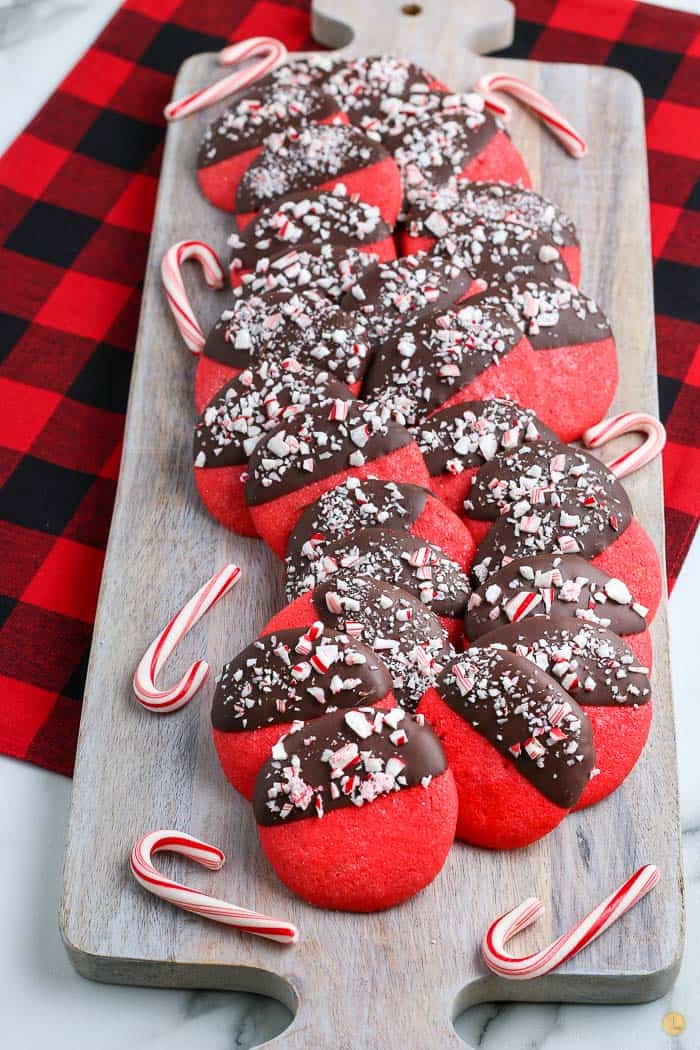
xmin=133 ymin=563 xmax=241 ymax=713
xmin=583 ymin=411 xmax=666 ymax=480
xmin=474 ymin=72 xmax=586 ymax=159
xmin=482 ymin=864 xmax=660 ymax=979
xmin=165 ymin=37 xmax=288 ymax=121
xmin=130 ymin=830 xmax=299 ymax=944
xmin=161 ymin=240 xmax=225 ymax=354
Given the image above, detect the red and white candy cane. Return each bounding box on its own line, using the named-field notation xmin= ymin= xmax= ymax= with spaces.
xmin=133 ymin=563 xmax=241 ymax=713
xmin=161 ymin=240 xmax=225 ymax=354
xmin=583 ymin=411 xmax=666 ymax=480
xmin=165 ymin=37 xmax=288 ymax=121
xmin=131 ymin=830 xmax=299 ymax=944
xmin=482 ymin=864 xmax=660 ymax=980
xmin=474 ymin=72 xmax=586 ymax=159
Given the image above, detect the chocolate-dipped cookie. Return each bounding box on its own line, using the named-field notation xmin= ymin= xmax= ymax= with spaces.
xmin=417 ymin=645 xmax=596 ymax=848
xmin=239 ymin=242 xmax=378 ymax=301
xmin=254 ymin=704 xmax=457 ymax=911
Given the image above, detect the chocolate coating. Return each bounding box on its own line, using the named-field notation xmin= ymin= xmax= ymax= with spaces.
xmin=254 ymin=704 xmax=447 ymax=825
xmin=479 ymin=279 xmax=612 ymax=351
xmin=245 ymin=399 xmax=416 ymax=506
xmin=236 ymin=124 xmax=388 ymax=214
xmin=240 ymin=242 xmax=379 ymax=301
xmin=362 ymin=299 xmax=523 ymax=427
xmin=438 ymin=645 xmax=595 ymax=808
xmin=311 ymin=576 xmax=454 ymax=711
xmin=285 ymin=525 xmax=470 ymax=615
xmin=228 ymin=185 xmax=392 ymax=272
xmin=203 ymin=294 xmax=279 ymax=367
xmin=321 ymin=55 xmax=444 ymax=125
xmin=466 ymin=553 xmax=648 ymax=639
xmin=212 ymin=628 xmax=392 ymax=732
xmin=472 ymin=616 xmax=651 ymax=708
xmin=392 ymin=103 xmax=498 ymax=191
xmin=416 ymin=398 xmax=557 ymax=478
xmin=430 ymin=222 xmax=570 ymax=288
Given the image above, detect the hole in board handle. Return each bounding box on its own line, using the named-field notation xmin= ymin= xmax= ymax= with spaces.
xmin=401 ymin=3 xmax=423 ymax=15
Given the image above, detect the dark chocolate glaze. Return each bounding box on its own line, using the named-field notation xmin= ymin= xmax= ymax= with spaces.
xmin=285 ymin=524 xmax=470 ymax=615
xmin=253 ymin=704 xmax=447 ymax=825
xmin=203 ymin=289 xmax=372 ymax=386
xmin=438 ymin=645 xmax=595 ymax=808
xmin=341 ymin=252 xmax=473 ymax=344
xmin=466 ymin=553 xmax=648 ymax=640
xmin=236 ymin=124 xmax=389 ymax=214
xmin=392 ymin=104 xmax=498 ymax=191
xmin=311 ymin=576 xmax=454 ymax=712
xmin=228 ymin=186 xmax=392 ymax=272
xmin=321 ymin=55 xmax=444 ymax=125
xmin=240 ymin=242 xmax=379 ymax=301
xmin=285 ymin=477 xmax=429 ymax=597
xmin=405 ymin=179 xmax=578 ymax=250
xmin=472 ymin=616 xmax=651 ymax=708
xmin=212 ymin=628 xmax=392 ymax=733
xmin=361 ymin=298 xmax=523 ymax=427
xmin=245 ymin=399 xmax=417 ymax=506
xmin=430 ymin=222 xmax=570 ymax=288
xmin=478 ymin=279 xmax=612 ymax=351
xmin=466 ymin=440 xmax=632 ymax=525
xmin=197 ymin=77 xmax=338 ymax=169
xmin=416 ymin=398 xmax=557 ymax=478
xmin=193 ymin=363 xmax=350 ymax=469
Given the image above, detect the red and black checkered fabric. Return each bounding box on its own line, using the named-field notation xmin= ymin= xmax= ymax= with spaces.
xmin=0 ymin=0 xmax=697 ymax=775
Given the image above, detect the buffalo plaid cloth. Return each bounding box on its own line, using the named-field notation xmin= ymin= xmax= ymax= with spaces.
xmin=0 ymin=0 xmax=698 ymax=776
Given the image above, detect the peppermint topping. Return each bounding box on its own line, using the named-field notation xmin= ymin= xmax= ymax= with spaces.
xmin=479 ymin=279 xmax=611 ymax=349
xmin=253 ymin=703 xmax=447 ymax=825
xmin=392 ymin=104 xmax=496 ymax=195
xmin=241 ymin=243 xmax=378 ymax=300
xmin=322 ymin=55 xmax=442 ymax=122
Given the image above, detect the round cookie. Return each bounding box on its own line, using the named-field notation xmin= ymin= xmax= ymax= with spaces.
xmin=195 ymin=288 xmax=372 ymax=411
xmin=193 ymin=360 xmax=351 ymax=536
xmin=402 ymin=179 xmax=580 ymax=283
xmin=283 ymin=525 xmax=471 ymax=646
xmin=319 ymin=54 xmax=449 ymax=127
xmin=466 ymin=441 xmax=662 ymax=620
xmin=234 ymin=123 xmax=403 ymax=229
xmin=264 ymin=575 xmax=455 ymax=713
xmin=465 ymin=552 xmax=652 ymax=657
xmin=417 ymin=645 xmax=595 ymax=848
xmin=239 ymin=242 xmax=379 ymax=300
xmin=471 ymin=617 xmax=652 ymax=809
xmin=254 ymin=704 xmax=457 ymax=912
xmin=228 ymin=185 xmax=396 ymax=287
xmin=341 ymin=252 xmax=475 ymax=344
xmin=416 ymin=398 xmax=558 ymax=517
xmin=245 ymin=399 xmax=432 ymax=557
xmin=196 ymin=72 xmax=346 ymax=212
xmin=212 ymin=627 xmax=394 ymax=799
xmin=284 ymin=476 xmax=477 ymax=585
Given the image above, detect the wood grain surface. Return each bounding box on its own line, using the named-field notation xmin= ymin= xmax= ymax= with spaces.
xmin=60 ymin=3 xmax=684 ymax=1046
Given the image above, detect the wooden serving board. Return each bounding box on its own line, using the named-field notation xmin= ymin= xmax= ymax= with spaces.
xmin=61 ymin=2 xmax=684 ymax=1045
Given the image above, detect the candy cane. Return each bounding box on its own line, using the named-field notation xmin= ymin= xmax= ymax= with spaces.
xmin=583 ymin=411 xmax=666 ymax=480
xmin=130 ymin=830 xmax=298 ymax=944
xmin=161 ymin=240 xmax=225 ymax=354
xmin=133 ymin=564 xmax=241 ymax=713
xmin=165 ymin=37 xmax=288 ymax=121
xmin=474 ymin=73 xmax=586 ymax=158
xmin=482 ymin=864 xmax=659 ymax=979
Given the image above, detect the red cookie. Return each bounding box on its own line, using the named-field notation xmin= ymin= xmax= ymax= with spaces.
xmin=196 ymin=71 xmax=347 ymax=212
xmin=466 ymin=441 xmax=662 ymax=620
xmin=402 ymin=179 xmax=580 ymax=283
xmin=234 ymin=123 xmax=403 ymax=229
xmin=228 ymin=185 xmax=396 ymax=287
xmin=193 ymin=360 xmax=351 ymax=536
xmin=264 ymin=575 xmax=455 ymax=713
xmin=254 ymin=705 xmax=457 ymax=912
xmin=284 ymin=475 xmax=477 ymax=585
xmin=464 ymin=553 xmax=652 ymax=655
xmin=245 ymin=399 xmax=431 ymax=557
xmin=416 ymin=398 xmax=557 ymax=517
xmin=341 ymin=251 xmax=475 ymax=343
xmin=417 ymin=645 xmax=595 ymax=848
xmin=212 ymin=627 xmax=395 ymax=799
xmin=283 ymin=525 xmax=471 ymax=646
xmin=238 ymin=243 xmax=379 ymax=301
xmin=195 ymin=288 xmax=372 ymax=412
xmin=471 ymin=617 xmax=652 ymax=810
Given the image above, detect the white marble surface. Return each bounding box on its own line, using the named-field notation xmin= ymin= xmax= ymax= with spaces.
xmin=0 ymin=1 xmax=698 ymax=1046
